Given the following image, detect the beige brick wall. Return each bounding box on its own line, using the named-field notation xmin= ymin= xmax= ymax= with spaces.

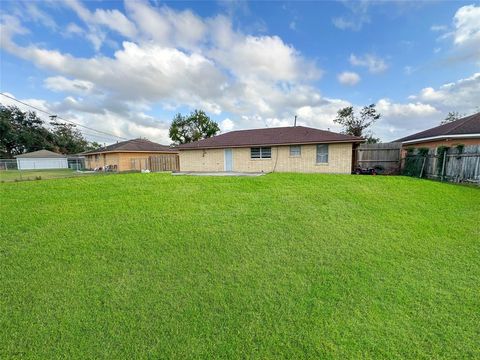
xmin=85 ymin=153 xmax=119 ymax=170
xmin=179 ymin=148 xmax=225 ymax=172
xmin=179 ymin=143 xmax=353 ymax=173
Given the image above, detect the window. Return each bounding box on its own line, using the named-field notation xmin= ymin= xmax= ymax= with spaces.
xmin=290 ymin=145 xmax=301 ymax=157
xmin=251 ymin=147 xmax=271 ymax=159
xmin=316 ymin=144 xmax=329 ymax=163
xmin=95 ymin=154 xmax=100 ymax=161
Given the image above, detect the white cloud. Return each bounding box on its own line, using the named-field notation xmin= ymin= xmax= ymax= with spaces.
xmin=349 ymin=53 xmax=388 ymax=73
xmin=373 ymin=99 xmax=440 ymax=139
xmin=62 ymin=0 xmax=137 ymax=49
xmin=124 ymin=0 xmax=206 ymax=50
xmin=24 ymin=3 xmax=57 ymax=30
xmin=220 ymin=118 xmax=235 ymax=132
xmin=210 ymin=34 xmax=321 ymax=82
xmin=44 ymin=76 xmax=97 ymax=94
xmin=430 ymin=24 xmax=447 ymax=32
xmin=0 ymin=14 xmax=29 ymax=38
xmin=376 ymin=72 xmax=480 ymax=139
xmin=433 ymin=5 xmax=480 ymax=62
xmin=1 ymin=92 xmax=172 ymax=144
xmin=410 ymin=72 xmax=480 ymax=110
xmin=337 ymin=71 xmax=360 ymax=86
xmin=0 ymin=2 xmax=332 ymax=142
xmin=453 ymin=5 xmax=480 ymax=46
xmin=376 ymin=98 xmax=439 ymax=118
xmin=332 ymin=1 xmax=370 ymax=31
xmin=0 ymin=92 xmax=49 ymax=113
xmin=65 ymin=22 xmax=84 ymax=36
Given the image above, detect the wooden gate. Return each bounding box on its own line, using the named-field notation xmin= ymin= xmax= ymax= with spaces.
xmin=149 ymin=155 xmax=179 ymax=172
xmin=356 ymin=143 xmax=402 ymax=174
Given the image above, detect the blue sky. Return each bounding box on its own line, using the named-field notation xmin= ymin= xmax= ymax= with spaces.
xmin=1 ymin=0 xmax=479 ymax=144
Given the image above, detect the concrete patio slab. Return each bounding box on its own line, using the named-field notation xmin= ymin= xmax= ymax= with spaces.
xmin=172 ymin=171 xmax=265 ymax=177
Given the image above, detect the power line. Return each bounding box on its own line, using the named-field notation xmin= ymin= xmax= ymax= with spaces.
xmin=0 ymin=92 xmax=128 ymax=141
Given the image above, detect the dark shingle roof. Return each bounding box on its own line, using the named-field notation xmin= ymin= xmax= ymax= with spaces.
xmin=177 ymin=126 xmax=363 ymax=150
xmin=15 ymin=149 xmax=66 ymax=158
xmin=83 ymin=138 xmax=177 ymax=155
xmin=395 ymin=112 xmax=480 ymax=143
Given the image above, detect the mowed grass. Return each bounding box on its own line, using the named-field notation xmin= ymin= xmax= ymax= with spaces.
xmin=0 ymin=173 xmax=479 ymax=359
xmin=0 ymin=169 xmax=93 ymax=182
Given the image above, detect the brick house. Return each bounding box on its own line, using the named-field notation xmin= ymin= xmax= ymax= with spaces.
xmin=176 ymin=126 xmax=363 ymax=173
xmin=83 ymin=138 xmax=178 ymax=171
xmin=395 ymin=112 xmax=480 ymax=152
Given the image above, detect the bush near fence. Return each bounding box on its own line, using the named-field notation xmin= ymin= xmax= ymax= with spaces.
xmin=402 ymin=145 xmax=480 ymax=184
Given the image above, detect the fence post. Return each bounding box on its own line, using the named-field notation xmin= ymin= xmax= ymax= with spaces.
xmin=441 ymin=151 xmax=447 ymax=182
xmin=420 ymin=156 xmax=426 ymax=178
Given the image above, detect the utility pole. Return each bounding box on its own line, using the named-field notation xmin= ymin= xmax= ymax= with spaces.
xmin=294 ymin=115 xmax=297 ymax=127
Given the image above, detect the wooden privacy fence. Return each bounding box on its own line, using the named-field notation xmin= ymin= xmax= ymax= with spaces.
xmin=356 ymin=142 xmax=402 ymax=174
xmin=402 ymin=145 xmax=480 ymax=184
xmin=149 ymin=155 xmax=179 ymax=172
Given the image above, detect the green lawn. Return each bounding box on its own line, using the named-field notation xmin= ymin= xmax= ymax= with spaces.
xmin=0 ymin=169 xmax=93 ymax=182
xmin=1 ymin=173 xmax=479 ymax=359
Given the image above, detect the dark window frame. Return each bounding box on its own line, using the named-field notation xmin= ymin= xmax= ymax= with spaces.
xmin=251 ymin=147 xmax=272 ymax=159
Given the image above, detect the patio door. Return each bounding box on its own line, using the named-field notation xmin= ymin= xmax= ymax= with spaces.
xmin=224 ymin=149 xmax=233 ymax=172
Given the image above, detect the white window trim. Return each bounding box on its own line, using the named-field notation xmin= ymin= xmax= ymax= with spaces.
xmin=316 ymin=144 xmax=329 ymax=164
xmin=289 ymin=145 xmax=302 ymax=157
xmin=250 ymin=147 xmax=272 ymax=160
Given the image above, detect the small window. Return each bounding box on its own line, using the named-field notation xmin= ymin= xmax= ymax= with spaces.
xmin=316 ymin=144 xmax=328 ymax=163
xmin=251 ymin=147 xmax=261 ymax=159
xmin=251 ymin=147 xmax=271 ymax=159
xmin=95 ymin=154 xmax=100 ymax=161
xmin=261 ymin=147 xmax=271 ymax=159
xmin=290 ymin=145 xmax=301 ymax=157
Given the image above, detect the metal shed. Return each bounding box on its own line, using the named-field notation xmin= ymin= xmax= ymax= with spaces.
xmin=15 ymin=150 xmax=68 ymax=170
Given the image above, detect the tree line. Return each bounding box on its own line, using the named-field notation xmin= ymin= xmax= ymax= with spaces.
xmin=0 ymin=104 xmax=101 ymax=158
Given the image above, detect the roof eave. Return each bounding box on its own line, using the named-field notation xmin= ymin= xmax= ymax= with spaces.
xmin=400 ymin=133 xmax=480 ymax=145
xmin=83 ymin=149 xmax=178 ymax=155
xmin=178 ymin=139 xmax=364 ymax=150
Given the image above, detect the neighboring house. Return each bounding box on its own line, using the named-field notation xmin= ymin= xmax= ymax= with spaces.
xmin=83 ymin=138 xmax=178 ymax=171
xmin=395 ymin=112 xmax=480 ymax=151
xmin=177 ymin=126 xmax=363 ymax=173
xmin=15 ymin=150 xmax=68 ymax=170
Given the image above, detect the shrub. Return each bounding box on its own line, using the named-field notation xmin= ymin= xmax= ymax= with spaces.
xmin=417 ymin=147 xmax=429 ymax=157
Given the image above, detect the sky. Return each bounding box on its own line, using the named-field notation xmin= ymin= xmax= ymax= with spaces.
xmin=0 ymin=0 xmax=479 ymax=145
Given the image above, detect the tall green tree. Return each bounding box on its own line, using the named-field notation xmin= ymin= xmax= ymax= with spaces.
xmin=333 ymin=104 xmax=381 ymax=143
xmin=50 ymin=121 xmax=88 ymax=154
xmin=0 ymin=105 xmax=54 ymax=158
xmin=0 ymin=104 xmax=98 ymax=158
xmin=84 ymin=141 xmax=102 ymax=151
xmin=169 ymin=110 xmax=220 ymax=144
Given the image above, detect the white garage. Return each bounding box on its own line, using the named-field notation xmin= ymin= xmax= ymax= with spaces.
xmin=16 ymin=150 xmax=68 ymax=170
